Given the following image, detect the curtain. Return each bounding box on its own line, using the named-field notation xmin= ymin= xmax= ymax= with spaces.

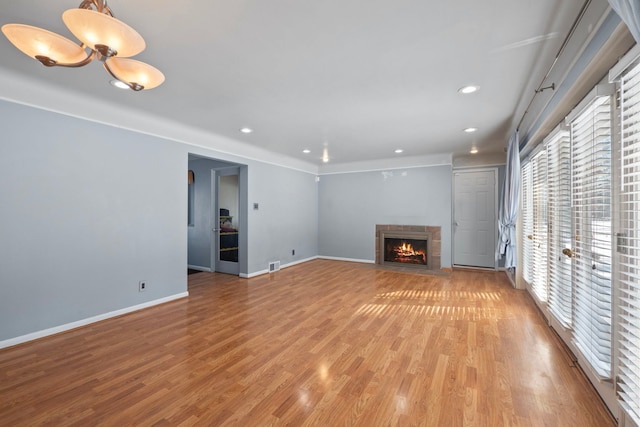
xmin=496 ymin=131 xmax=521 ymax=269
xmin=609 ymin=0 xmax=640 ymax=43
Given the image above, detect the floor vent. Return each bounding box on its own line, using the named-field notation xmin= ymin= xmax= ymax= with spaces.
xmin=269 ymin=261 xmax=280 ymax=273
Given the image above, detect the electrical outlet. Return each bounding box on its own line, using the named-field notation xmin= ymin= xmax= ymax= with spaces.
xmin=292 ymin=249 xmax=295 ymax=256
xmin=139 ymin=281 xmax=147 ymax=292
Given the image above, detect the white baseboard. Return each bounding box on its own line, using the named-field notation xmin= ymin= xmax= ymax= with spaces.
xmin=240 ymin=256 xmax=378 ymax=279
xmin=318 ymin=256 xmax=375 ymax=264
xmin=0 ymin=292 xmax=189 ymax=350
xmin=240 ymin=256 xmax=321 ymax=278
xmin=282 ymin=256 xmax=319 ymax=268
xmin=188 ymin=264 xmax=212 ymax=272
xmin=240 ymin=270 xmax=268 ymax=278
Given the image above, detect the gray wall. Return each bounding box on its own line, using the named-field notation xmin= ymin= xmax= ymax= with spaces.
xmin=318 ymin=165 xmax=453 ymax=267
xmin=246 ymin=162 xmax=319 ymax=272
xmin=0 ymin=99 xmax=319 ymax=342
xmin=0 ymin=100 xmax=187 ymax=341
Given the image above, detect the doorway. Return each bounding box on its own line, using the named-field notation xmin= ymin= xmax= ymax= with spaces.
xmin=453 ymin=168 xmax=498 ymax=268
xmin=187 ymin=155 xmax=247 ymax=276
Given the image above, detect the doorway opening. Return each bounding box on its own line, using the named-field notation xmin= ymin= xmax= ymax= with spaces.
xmin=187 ymin=154 xmax=248 ymax=276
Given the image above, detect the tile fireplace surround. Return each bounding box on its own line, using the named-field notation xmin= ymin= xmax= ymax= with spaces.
xmin=375 ymin=224 xmax=442 ymax=271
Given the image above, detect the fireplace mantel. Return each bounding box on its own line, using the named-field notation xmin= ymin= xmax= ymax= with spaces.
xmin=375 ymin=225 xmax=441 ymax=271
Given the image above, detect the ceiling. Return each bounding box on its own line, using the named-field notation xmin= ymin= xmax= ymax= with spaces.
xmin=0 ymin=0 xmax=598 ymax=168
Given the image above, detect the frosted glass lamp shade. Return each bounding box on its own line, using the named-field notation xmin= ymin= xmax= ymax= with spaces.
xmin=1 ymin=24 xmax=87 ymax=63
xmin=106 ymin=57 xmax=165 ymax=90
xmin=62 ymin=8 xmax=145 ymax=58
xmin=2 ymin=5 xmax=163 ymax=90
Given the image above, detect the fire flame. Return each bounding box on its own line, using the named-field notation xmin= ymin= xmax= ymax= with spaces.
xmin=398 ymin=242 xmax=419 ymax=256
xmin=391 ymin=242 xmax=426 ymax=264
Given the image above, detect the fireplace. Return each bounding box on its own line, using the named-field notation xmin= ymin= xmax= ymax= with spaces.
xmin=380 ymin=230 xmax=432 ymax=269
xmin=376 ymin=225 xmax=441 ymax=271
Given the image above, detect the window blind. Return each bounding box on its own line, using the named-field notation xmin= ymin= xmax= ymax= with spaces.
xmin=531 ymin=151 xmax=549 ymax=302
xmin=521 ymin=161 xmax=534 ymax=285
xmin=617 ymin=61 xmax=640 ymax=425
xmin=570 ymin=95 xmax=613 ymax=379
xmin=546 ymin=130 xmax=572 ymax=327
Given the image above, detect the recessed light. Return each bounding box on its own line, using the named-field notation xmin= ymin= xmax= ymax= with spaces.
xmin=464 ymin=127 xmax=478 ymax=133
xmin=394 ymin=149 xmax=403 ymax=154
xmin=458 ymin=85 xmax=479 ymax=94
xmin=470 ymin=147 xmax=478 ymax=154
xmin=303 ymin=149 xmax=311 ymax=154
xmin=110 ymin=79 xmax=129 ymax=90
xmin=240 ymin=127 xmax=253 ymax=134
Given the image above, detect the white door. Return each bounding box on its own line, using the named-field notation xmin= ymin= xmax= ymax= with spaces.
xmin=453 ymin=169 xmax=497 ymax=268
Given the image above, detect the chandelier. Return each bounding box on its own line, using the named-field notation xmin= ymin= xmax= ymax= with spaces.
xmin=1 ymin=0 xmax=164 ymax=91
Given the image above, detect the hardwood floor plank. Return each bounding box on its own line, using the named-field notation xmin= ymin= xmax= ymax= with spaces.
xmin=0 ymin=260 xmax=615 ymax=426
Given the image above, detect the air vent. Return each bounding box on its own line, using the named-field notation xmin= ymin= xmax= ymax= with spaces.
xmin=268 ymin=261 xmax=280 ymax=273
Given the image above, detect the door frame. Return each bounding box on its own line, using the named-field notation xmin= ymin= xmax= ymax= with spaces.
xmin=451 ymin=167 xmax=499 ymax=270
xmin=209 ymin=168 xmax=218 ymax=273
xmin=187 ymin=154 xmax=247 ymax=276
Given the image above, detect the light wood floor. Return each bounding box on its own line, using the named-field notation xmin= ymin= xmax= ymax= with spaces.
xmin=0 ymin=260 xmax=614 ymax=426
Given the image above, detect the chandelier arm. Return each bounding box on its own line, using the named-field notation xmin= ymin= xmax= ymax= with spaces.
xmin=102 ymin=60 xmax=143 ymax=91
xmin=78 ymin=0 xmax=113 ymax=16
xmin=35 ymin=49 xmax=95 ymax=68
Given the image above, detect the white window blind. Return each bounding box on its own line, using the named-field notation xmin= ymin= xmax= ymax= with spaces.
xmin=521 ymin=161 xmax=534 ymax=285
xmin=531 ymin=151 xmax=548 ymax=302
xmin=617 ymin=61 xmax=640 ymax=425
xmin=570 ymin=95 xmax=613 ymax=379
xmin=546 ymin=130 xmax=572 ymax=327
